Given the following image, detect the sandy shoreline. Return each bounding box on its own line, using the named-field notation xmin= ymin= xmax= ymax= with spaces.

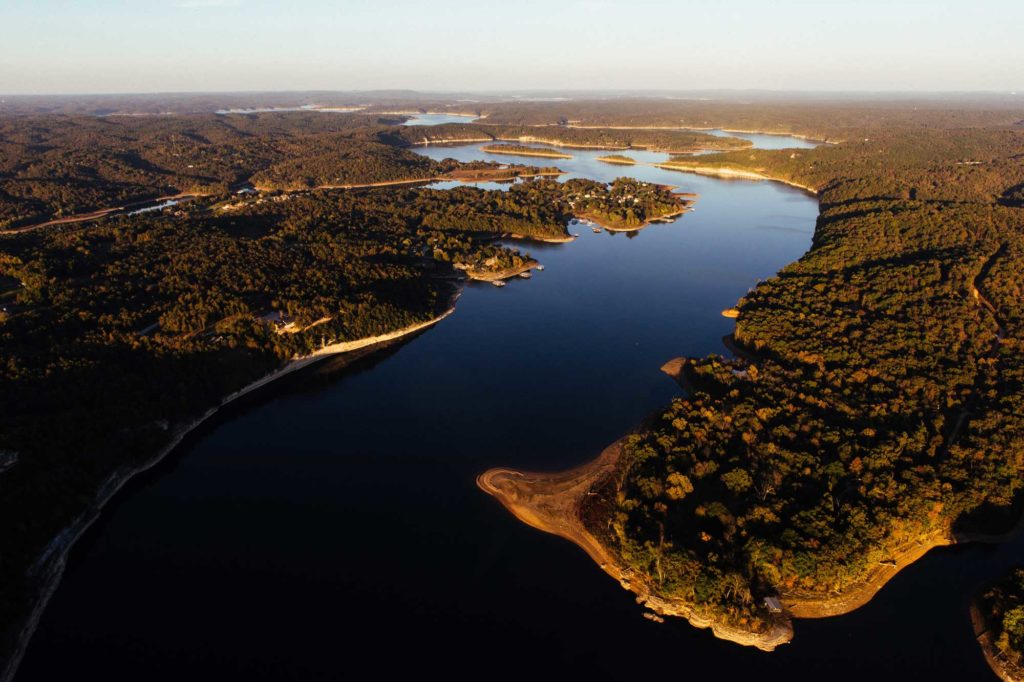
xmin=477 ymin=429 xmax=979 ymax=649
xmin=506 ymin=231 xmax=575 ymax=244
xmin=461 ymin=259 xmax=539 ymax=282
xmin=2 ymin=305 xmax=457 ymax=682
xmin=412 ymin=137 xmax=493 ymax=146
xmin=654 ymin=164 xmax=819 ymax=195
xmin=478 ymin=439 xmax=793 ymax=651
xmin=579 ymin=206 xmax=689 ymax=233
xmin=481 ymin=145 xmax=573 ymax=160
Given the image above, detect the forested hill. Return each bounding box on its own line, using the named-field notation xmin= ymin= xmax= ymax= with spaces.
xmin=0 ymin=113 xmax=449 ymax=229
xmin=391 ymin=122 xmax=749 ymax=153
xmin=596 ymin=124 xmax=1024 ymax=638
xmin=469 ymin=98 xmax=1024 ymax=142
xmin=0 ymin=112 xmax=746 ymax=230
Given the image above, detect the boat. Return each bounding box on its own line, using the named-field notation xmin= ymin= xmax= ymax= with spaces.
xmin=536 ymin=264 xmax=545 ymax=271
xmin=592 ymin=226 xmax=601 ymax=233
xmin=519 ymin=271 xmax=532 ymax=279
xmin=491 ymin=280 xmax=506 ymax=287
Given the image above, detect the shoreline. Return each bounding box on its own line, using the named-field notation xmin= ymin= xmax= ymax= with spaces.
xmin=477 ymin=430 xmax=978 ymax=648
xmin=256 ymin=169 xmax=566 ymax=193
xmin=493 ymin=135 xmax=714 ymax=154
xmin=480 ymin=145 xmax=573 ymax=160
xmin=782 ymin=528 xmax=952 ymax=618
xmin=578 ymin=206 xmax=689 ymax=233
xmin=412 ymin=137 xmax=493 ymax=146
xmin=477 ymin=440 xmax=794 ymax=651
xmin=461 ymin=259 xmax=539 ymax=282
xmin=563 ymin=123 xmax=832 ymax=145
xmin=653 ymin=163 xmax=819 ymax=195
xmin=505 ymin=231 xmax=575 ymax=244
xmin=2 ymin=304 xmax=458 ymax=682
xmin=971 ymin=599 xmax=1024 ymax=682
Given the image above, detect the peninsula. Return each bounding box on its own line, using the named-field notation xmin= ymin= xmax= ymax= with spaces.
xmin=480 ymin=144 xmax=573 ymax=159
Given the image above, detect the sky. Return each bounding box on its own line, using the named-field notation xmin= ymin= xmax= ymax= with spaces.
xmin=0 ymin=0 xmax=1022 ymax=95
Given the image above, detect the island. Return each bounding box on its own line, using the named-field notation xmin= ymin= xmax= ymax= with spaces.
xmin=597 ymin=155 xmax=638 ymax=165
xmin=974 ymin=569 xmax=1024 ymax=681
xmin=480 ymin=144 xmax=573 ymax=159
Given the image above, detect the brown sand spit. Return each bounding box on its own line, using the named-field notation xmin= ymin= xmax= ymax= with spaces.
xmin=477 ymin=441 xmax=793 ymax=651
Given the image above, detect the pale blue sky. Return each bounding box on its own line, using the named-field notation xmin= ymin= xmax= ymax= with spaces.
xmin=0 ymin=0 xmax=1021 ymax=94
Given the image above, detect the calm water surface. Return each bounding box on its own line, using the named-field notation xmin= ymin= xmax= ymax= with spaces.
xmin=17 ymin=137 xmax=1007 ymax=681
xmin=696 ymin=128 xmax=820 ymax=150
xmin=401 ymin=113 xmax=479 ymax=126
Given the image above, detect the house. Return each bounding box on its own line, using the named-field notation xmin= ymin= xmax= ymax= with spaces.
xmin=763 ymin=596 xmax=783 ymax=613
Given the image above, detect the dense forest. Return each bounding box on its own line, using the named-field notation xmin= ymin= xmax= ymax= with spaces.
xmin=587 ymin=123 xmax=1024 ymax=637
xmin=0 ymin=111 xmax=736 ymax=230
xmin=0 ymin=113 xmax=439 ymax=228
xmin=468 ymin=97 xmax=1024 ymax=142
xmin=391 ymin=121 xmax=748 ymax=153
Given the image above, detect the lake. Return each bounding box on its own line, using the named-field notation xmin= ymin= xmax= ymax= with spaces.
xmin=401 ymin=113 xmax=479 ymax=126
xmin=695 ymin=128 xmax=820 ymax=150
xmin=15 ymin=135 xmax=1006 ymax=681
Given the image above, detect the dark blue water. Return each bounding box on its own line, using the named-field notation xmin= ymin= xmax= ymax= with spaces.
xmin=15 ymin=140 xmax=1007 ymax=681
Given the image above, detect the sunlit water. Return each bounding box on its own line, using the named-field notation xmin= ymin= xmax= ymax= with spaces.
xmin=16 ymin=135 xmax=1008 ymax=681
xmin=696 ymin=128 xmax=820 ymax=150
xmin=401 ymin=113 xmax=479 ymax=126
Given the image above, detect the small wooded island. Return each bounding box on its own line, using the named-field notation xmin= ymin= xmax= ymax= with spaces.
xmin=480 ymin=143 xmax=573 ymax=159
xmin=597 ymin=154 xmax=638 ymax=165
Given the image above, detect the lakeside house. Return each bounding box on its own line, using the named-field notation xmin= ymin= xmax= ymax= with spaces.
xmin=763 ymin=596 xmax=783 ymax=613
